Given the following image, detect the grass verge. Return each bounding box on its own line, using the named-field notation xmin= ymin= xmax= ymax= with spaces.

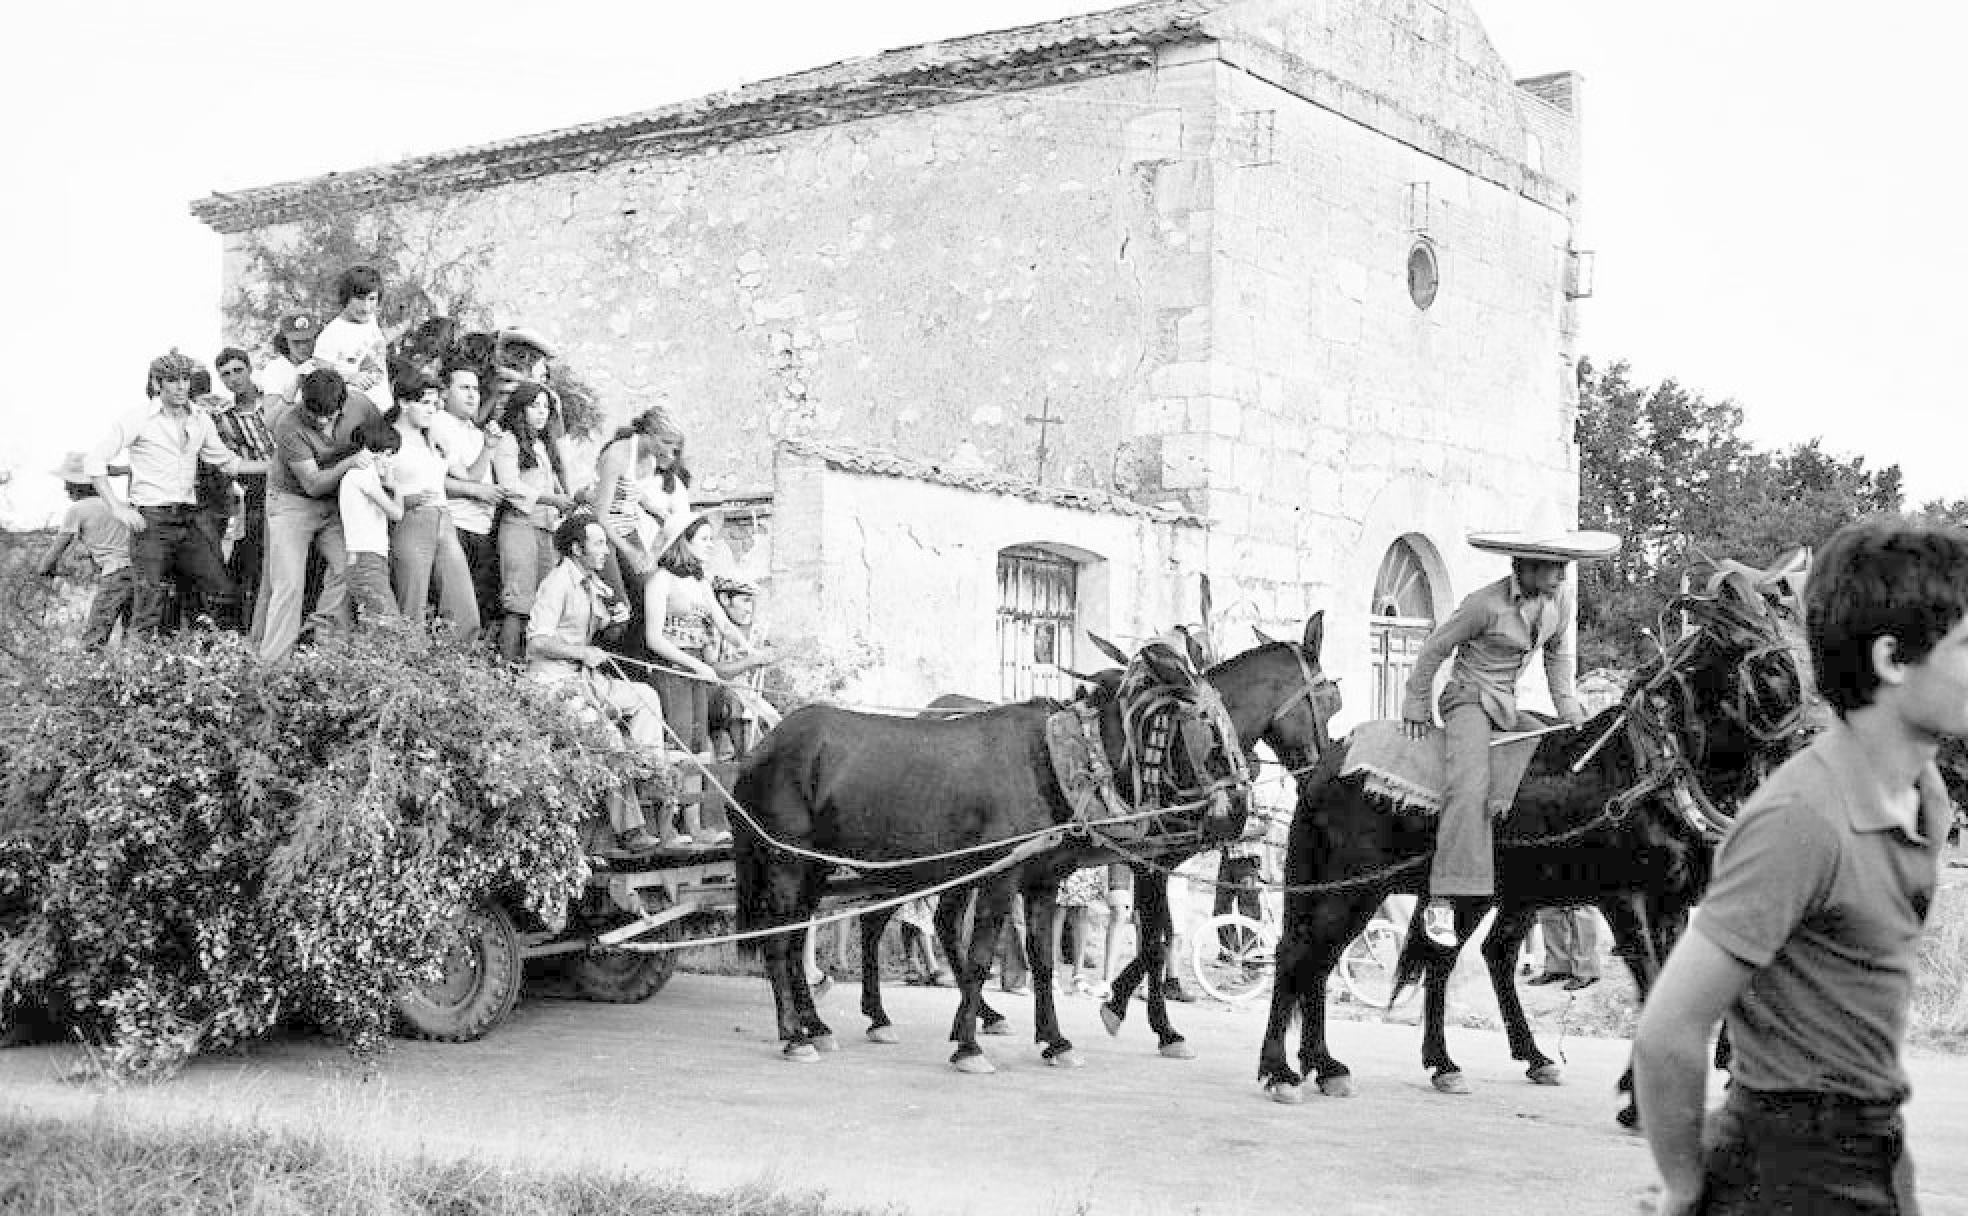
xmin=0 ymin=1106 xmax=902 ymax=1216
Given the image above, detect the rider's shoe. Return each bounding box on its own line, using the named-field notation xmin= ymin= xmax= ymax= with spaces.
xmin=1423 ymin=900 xmax=1459 ymax=947
xmin=615 ymin=829 xmax=663 ymax=854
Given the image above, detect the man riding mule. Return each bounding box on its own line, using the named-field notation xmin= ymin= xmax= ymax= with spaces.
xmin=1403 ymin=530 xmax=1616 ymax=944
xmin=730 ymin=638 xmax=1254 ymax=1071
xmin=1257 ymin=548 xmax=1809 ymax=1113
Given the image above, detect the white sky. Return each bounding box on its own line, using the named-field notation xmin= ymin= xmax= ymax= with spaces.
xmin=2 ymin=0 xmax=1962 ymax=527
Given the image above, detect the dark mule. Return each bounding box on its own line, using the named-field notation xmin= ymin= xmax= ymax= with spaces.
xmin=731 ymin=641 xmax=1251 ymax=1070
xmin=1257 ymin=586 xmax=1807 ymax=1112
xmin=1090 ymin=615 xmax=1339 ymax=1056
xmin=839 ymin=615 xmax=1339 ymax=1057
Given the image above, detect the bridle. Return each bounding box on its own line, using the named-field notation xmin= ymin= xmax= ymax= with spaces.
xmin=1110 ymin=651 xmax=1253 ymax=842
xmin=1586 ymin=593 xmax=1807 ymax=844
xmin=1253 ymin=643 xmax=1342 ymax=771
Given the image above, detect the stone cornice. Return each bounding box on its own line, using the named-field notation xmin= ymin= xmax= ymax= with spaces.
xmin=190 ymin=2 xmax=1223 ymax=234
xmin=781 ymin=439 xmax=1205 ymax=525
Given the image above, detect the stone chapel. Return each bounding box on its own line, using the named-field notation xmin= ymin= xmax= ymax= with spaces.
xmin=193 ymin=0 xmax=1586 ymax=720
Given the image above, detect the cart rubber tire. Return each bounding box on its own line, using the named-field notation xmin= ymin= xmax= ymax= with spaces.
xmin=396 ymin=901 xmax=522 ymax=1042
xmin=572 ymin=949 xmax=679 ymax=1003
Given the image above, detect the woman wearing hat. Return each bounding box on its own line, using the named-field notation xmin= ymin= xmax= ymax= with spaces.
xmin=1401 ymin=531 xmax=1617 ymax=942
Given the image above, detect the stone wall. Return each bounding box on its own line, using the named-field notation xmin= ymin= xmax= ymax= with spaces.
xmin=210 ymin=0 xmax=1582 ymax=720
xmin=223 ymin=68 xmax=1219 ymax=505
xmin=768 ymin=445 xmax=1205 ymax=708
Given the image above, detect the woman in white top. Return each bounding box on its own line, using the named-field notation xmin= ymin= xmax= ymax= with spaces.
xmin=644 ymin=512 xmax=750 ymax=844
xmin=490 ymin=382 xmax=576 ymax=662
xmin=385 ymin=370 xmax=480 ymax=641
xmin=590 ymin=407 xmax=691 ymax=606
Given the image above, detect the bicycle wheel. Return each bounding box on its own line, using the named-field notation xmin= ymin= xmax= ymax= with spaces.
xmin=1191 ymin=912 xmax=1274 ymax=1004
xmin=1336 ymin=921 xmax=1411 ymax=1009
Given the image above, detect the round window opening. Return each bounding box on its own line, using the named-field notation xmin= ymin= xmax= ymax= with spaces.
xmin=1407 ymin=241 xmax=1440 ymax=310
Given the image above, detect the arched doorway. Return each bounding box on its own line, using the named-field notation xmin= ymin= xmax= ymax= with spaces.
xmin=1368 ymin=538 xmax=1437 ymax=719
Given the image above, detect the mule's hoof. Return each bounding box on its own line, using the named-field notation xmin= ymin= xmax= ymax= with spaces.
xmin=980 ymin=1018 xmax=1013 ymax=1037
xmin=1527 ymin=1062 xmax=1563 ymax=1086
xmin=810 ymin=1034 xmax=838 ymax=1054
xmin=1265 ymin=1081 xmax=1306 ymax=1105
xmin=1099 ymin=1005 xmax=1124 ymax=1036
xmin=866 ymin=1025 xmax=900 ymax=1045
xmin=1431 ymin=1070 xmax=1471 ymax=1095
xmin=951 ymin=1052 xmax=997 ymax=1075
xmin=1158 ymin=1039 xmax=1196 ymax=1060
xmin=1316 ymin=1075 xmax=1353 ymax=1099
xmin=1045 ymin=1048 xmax=1085 ymax=1069
xmin=783 ymin=1043 xmax=821 ymax=1064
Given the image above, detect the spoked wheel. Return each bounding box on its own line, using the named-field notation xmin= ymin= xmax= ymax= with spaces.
xmin=1336 ymin=920 xmax=1414 ymax=1009
xmin=1190 ymin=912 xmax=1275 ymax=1003
xmin=396 ymin=900 xmax=523 ymax=1042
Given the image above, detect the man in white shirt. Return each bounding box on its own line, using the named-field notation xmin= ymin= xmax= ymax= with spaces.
xmin=259 ymin=312 xmax=322 ymax=410
xmin=314 ymin=264 xmax=393 ymax=415
xmin=86 ymin=350 xmax=243 ymax=634
xmin=430 ymin=361 xmax=502 ymax=627
xmin=529 ymin=513 xmax=666 ymax=854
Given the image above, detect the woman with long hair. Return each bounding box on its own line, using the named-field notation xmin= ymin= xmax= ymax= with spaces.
xmin=641 ymin=511 xmax=748 ymax=845
xmin=384 ymin=369 xmax=480 ymax=641
xmin=591 ymin=406 xmax=691 ymax=588
xmin=490 ymin=382 xmax=576 ymax=661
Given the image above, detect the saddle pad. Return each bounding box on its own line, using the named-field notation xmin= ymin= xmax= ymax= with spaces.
xmin=1339 ymin=720 xmax=1555 ymax=817
xmin=1045 ymin=705 xmax=1121 ymax=830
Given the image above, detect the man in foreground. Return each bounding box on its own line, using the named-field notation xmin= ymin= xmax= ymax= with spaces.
xmin=1635 ymin=515 xmax=1965 ymax=1214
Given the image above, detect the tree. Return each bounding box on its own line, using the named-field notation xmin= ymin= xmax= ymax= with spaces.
xmin=219 ymin=200 xmax=602 ymax=436
xmin=1575 ymin=359 xmax=1903 ymax=669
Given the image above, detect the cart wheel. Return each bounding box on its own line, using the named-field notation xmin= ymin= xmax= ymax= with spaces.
xmin=1190 ymin=912 xmax=1275 ymax=1003
xmin=396 ymin=900 xmax=522 ymax=1042
xmin=573 ymin=948 xmax=679 ymax=1003
xmin=1337 ymin=920 xmax=1411 ymax=1009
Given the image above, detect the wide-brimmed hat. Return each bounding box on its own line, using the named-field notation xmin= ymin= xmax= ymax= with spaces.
xmin=497 ymin=327 xmax=557 ymax=360
xmin=655 ymin=507 xmax=719 ymax=555
xmin=50 ymin=452 xmax=92 ymax=485
xmin=1467 ymin=530 xmax=1620 ymax=562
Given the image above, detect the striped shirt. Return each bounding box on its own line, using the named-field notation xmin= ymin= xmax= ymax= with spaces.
xmin=208 ymin=398 xmax=277 ymax=463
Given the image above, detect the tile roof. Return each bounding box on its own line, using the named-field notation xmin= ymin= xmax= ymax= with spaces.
xmin=191 ymin=0 xmax=1227 ymax=233
xmin=780 ymin=439 xmax=1204 ymax=524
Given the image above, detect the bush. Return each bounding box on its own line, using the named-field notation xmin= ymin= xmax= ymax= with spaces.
xmin=0 ymin=629 xmax=648 ymax=1073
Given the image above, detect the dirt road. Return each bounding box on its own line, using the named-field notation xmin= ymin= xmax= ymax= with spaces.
xmin=4 ymin=975 xmax=1966 ymax=1216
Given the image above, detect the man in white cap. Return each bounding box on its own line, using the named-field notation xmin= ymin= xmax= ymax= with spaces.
xmin=1402 ymin=533 xmax=1612 ymax=941
xmin=260 ymin=312 xmax=322 ymax=410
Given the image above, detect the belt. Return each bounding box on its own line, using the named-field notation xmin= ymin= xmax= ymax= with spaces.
xmin=137 ymin=503 xmax=198 ymax=516
xmin=1731 ymin=1086 xmax=1903 ymax=1126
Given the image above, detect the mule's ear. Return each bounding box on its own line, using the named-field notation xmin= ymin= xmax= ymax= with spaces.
xmin=1177 ymin=624 xmax=1210 ymax=673
xmin=1087 ymin=633 xmax=1130 ymax=666
xmin=1138 ymin=642 xmax=1195 ymax=687
xmin=1252 ymin=624 xmax=1278 ymax=645
xmin=1302 ymin=610 xmax=1325 ymax=662
xmin=1198 ymin=573 xmax=1219 ymax=665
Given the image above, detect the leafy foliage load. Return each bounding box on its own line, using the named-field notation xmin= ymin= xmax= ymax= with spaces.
xmin=0 ymin=630 xmax=642 ymax=1072
xmin=1575 ymin=359 xmax=1904 ymax=670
